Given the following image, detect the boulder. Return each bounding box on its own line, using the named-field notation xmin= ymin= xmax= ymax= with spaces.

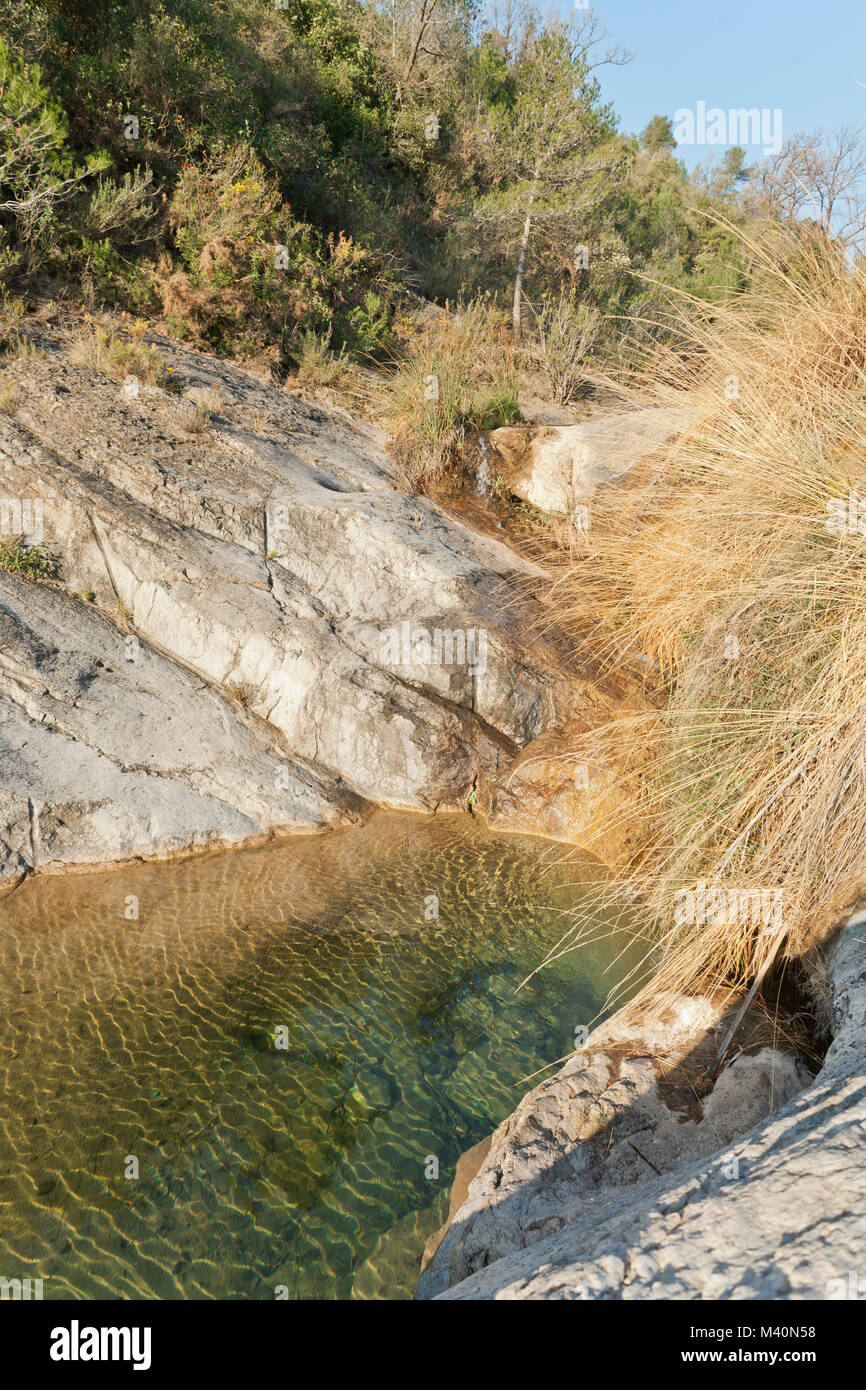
xmin=489 ymin=403 xmax=696 ymax=516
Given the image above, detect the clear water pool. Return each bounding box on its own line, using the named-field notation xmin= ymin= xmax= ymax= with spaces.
xmin=0 ymin=811 xmax=639 ymax=1299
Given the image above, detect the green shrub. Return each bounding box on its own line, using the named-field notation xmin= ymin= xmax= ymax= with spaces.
xmin=533 ymin=292 xmax=600 ymax=404
xmin=0 ymin=36 xmax=108 ymax=275
xmin=346 ymin=290 xmax=391 ymax=355
xmin=388 ymin=299 xmax=521 ymax=490
xmin=166 ymin=146 xmax=375 ymax=356
xmin=0 ymin=535 xmax=53 ymax=578
xmin=80 ymin=170 xmax=156 ymax=245
xmin=295 ymin=325 xmax=346 ymax=384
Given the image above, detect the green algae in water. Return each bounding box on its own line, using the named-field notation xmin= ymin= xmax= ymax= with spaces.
xmin=0 ymin=812 xmax=641 ymax=1300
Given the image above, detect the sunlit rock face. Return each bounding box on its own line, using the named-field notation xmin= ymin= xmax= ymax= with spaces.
xmin=0 ymin=331 xmax=607 ymax=880
xmin=489 ymin=404 xmax=696 ymax=516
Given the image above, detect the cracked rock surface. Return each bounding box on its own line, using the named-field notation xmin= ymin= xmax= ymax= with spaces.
xmin=0 ymin=330 xmax=599 ymax=881
xmin=0 ymin=567 xmax=344 ymax=879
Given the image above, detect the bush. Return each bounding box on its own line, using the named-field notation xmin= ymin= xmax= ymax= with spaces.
xmin=533 ymin=292 xmax=600 ymax=404
xmin=388 ymin=299 xmax=521 ymax=490
xmin=294 ymin=325 xmax=346 ymax=384
xmin=346 ymin=290 xmax=391 ymax=355
xmin=79 ymin=170 xmax=156 ymax=245
xmin=165 ymin=146 xmax=374 ymax=357
xmin=67 ymin=318 xmax=172 ymax=386
xmin=0 ymin=36 xmax=108 ymax=275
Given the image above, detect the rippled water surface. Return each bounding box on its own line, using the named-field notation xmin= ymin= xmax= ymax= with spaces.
xmin=0 ymin=812 xmax=639 ymax=1299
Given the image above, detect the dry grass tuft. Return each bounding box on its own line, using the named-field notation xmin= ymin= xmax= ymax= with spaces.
xmin=0 ymin=374 xmax=19 ymax=414
xmin=67 ymin=318 xmax=171 ymax=389
xmin=542 ymin=224 xmax=866 ymax=1006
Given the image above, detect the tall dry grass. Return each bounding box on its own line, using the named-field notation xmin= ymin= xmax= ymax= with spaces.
xmin=387 ymin=299 xmax=521 ymax=490
xmin=541 ymin=224 xmax=866 ymax=1009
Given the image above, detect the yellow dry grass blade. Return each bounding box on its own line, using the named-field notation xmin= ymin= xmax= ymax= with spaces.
xmin=535 ymin=224 xmax=866 ymax=1005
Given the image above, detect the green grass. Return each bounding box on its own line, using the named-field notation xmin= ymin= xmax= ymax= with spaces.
xmin=0 ymin=536 xmax=54 ymax=579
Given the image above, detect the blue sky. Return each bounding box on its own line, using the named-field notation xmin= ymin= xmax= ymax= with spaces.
xmin=578 ymin=0 xmax=866 ymax=168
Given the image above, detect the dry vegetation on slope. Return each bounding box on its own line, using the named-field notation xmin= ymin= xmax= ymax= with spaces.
xmin=534 ymin=226 xmax=866 ymax=1014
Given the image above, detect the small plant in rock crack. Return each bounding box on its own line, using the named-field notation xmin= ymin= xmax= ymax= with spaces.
xmin=226 ymin=680 xmax=258 ymax=709
xmin=179 ymin=385 xmax=223 ymax=433
xmin=0 ymin=536 xmax=54 ymax=578
xmin=250 ymin=409 xmax=273 ymax=435
xmin=0 ymin=375 xmax=19 ymax=414
xmin=178 ymin=400 xmax=213 ymax=434
xmin=113 ymin=597 xmax=133 ymax=628
xmin=197 ymin=385 xmax=224 ymax=414
xmin=4 ymin=333 xmax=46 ymax=362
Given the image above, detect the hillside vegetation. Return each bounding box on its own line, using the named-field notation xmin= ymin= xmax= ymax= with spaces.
xmin=0 ymin=0 xmax=754 ymax=373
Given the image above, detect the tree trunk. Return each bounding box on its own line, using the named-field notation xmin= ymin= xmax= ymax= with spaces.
xmin=511 ymin=172 xmax=538 ymax=342
xmin=404 ymin=0 xmax=439 ymax=81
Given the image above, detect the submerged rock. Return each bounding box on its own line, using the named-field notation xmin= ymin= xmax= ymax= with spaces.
xmin=417 ymin=912 xmax=866 ymax=1300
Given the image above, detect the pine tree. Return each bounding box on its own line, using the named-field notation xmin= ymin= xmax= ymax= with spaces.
xmin=470 ymin=18 xmax=628 ymax=339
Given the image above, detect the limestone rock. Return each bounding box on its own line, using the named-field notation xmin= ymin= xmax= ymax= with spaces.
xmin=479 ymin=728 xmax=633 ymax=863
xmin=418 ymin=914 xmax=866 ymax=1301
xmin=489 ymin=403 xmax=696 ymax=516
xmin=0 ymin=568 xmax=344 ymax=877
xmin=421 ymin=1136 xmax=492 ymax=1273
xmin=0 ymin=331 xmax=599 ymax=879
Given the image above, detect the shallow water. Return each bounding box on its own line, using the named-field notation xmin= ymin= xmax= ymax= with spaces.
xmin=0 ymin=811 xmax=639 ymax=1300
